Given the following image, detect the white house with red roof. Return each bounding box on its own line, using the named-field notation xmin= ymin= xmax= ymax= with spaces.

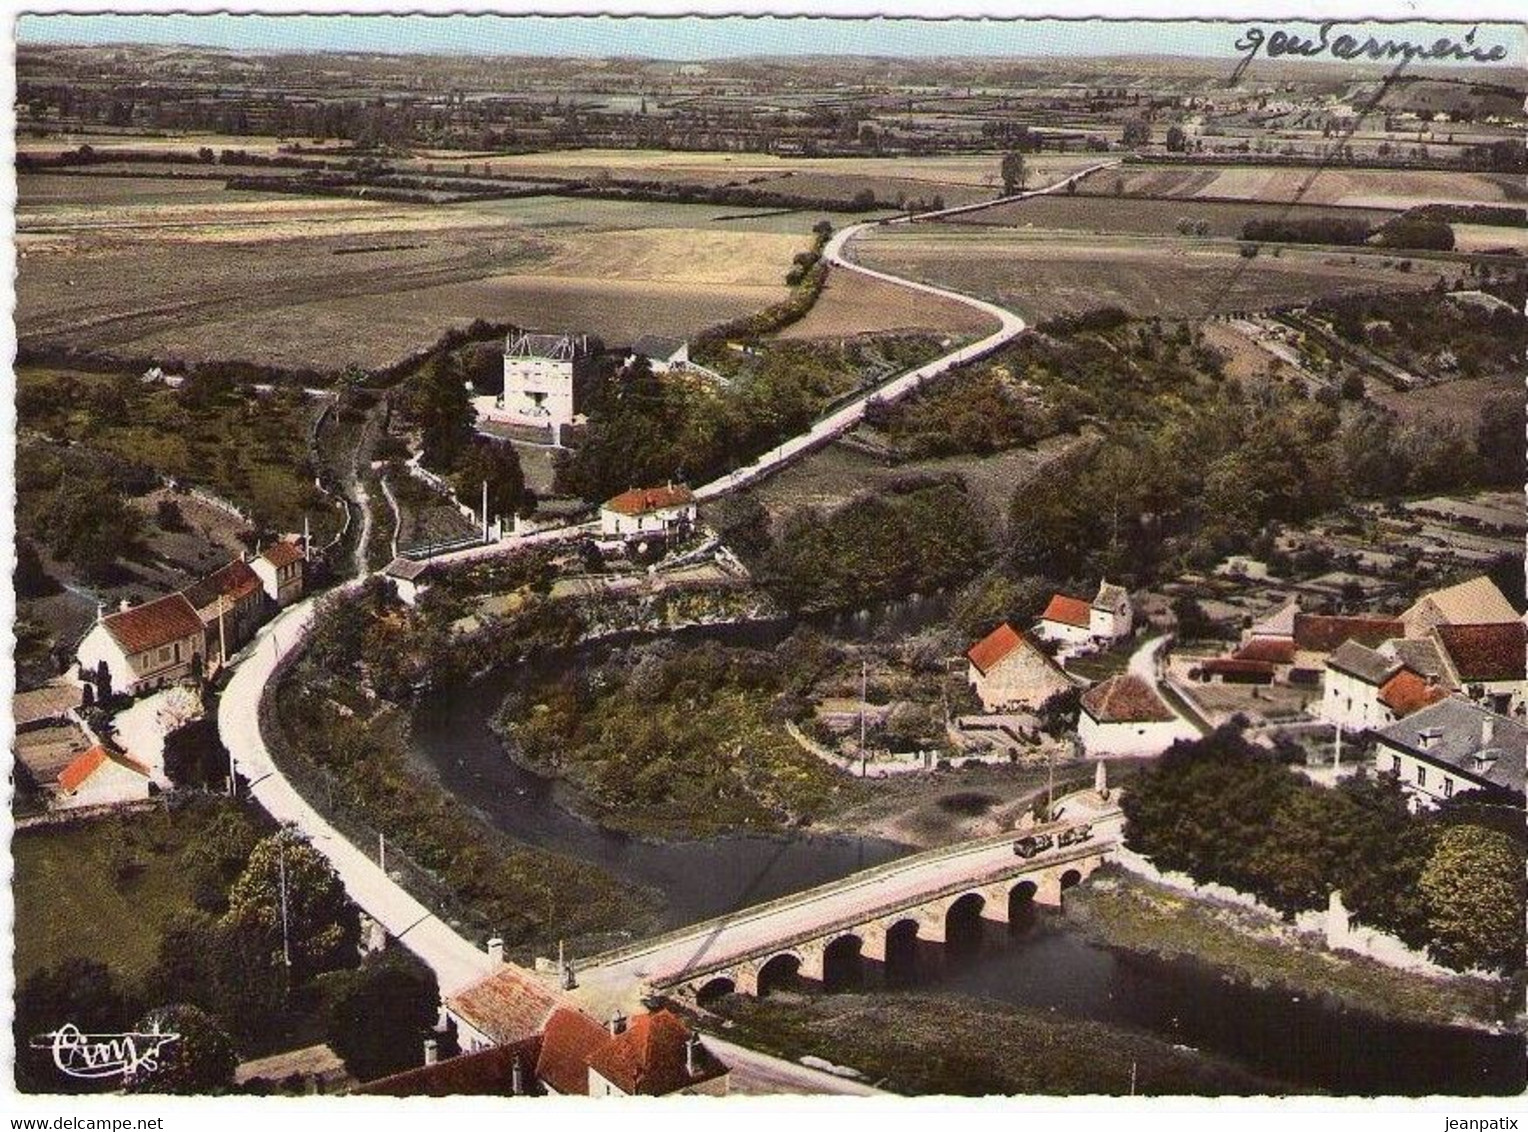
xmin=76 ymin=593 xmax=207 ymax=697
xmin=181 ymin=557 xmax=266 ymax=664
xmin=599 ymin=484 xmax=697 ymax=539
xmin=1078 ymin=674 xmax=1198 ymax=758
xmin=1430 ymin=621 xmax=1526 ymax=718
xmin=965 ymin=622 xmax=1075 ymax=712
xmin=1035 ymin=579 xmax=1133 ymax=656
xmin=251 ymin=539 xmax=306 ymax=607
xmin=55 ymin=744 xmax=153 ymax=810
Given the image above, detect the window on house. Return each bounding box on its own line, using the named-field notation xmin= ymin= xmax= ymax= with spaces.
xmin=158 ymin=646 xmax=172 ymax=663
xmin=1443 ymin=777 xmax=1454 ymax=798
xmin=1390 ymin=754 xmax=1401 ymax=774
xmin=1416 ymin=765 xmax=1427 ymax=788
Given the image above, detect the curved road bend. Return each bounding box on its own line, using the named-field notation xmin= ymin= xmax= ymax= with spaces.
xmin=217 ymin=158 xmax=1117 ymax=1011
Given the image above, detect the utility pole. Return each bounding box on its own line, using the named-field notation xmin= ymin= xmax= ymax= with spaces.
xmin=481 ymin=479 xmax=489 ymax=542
xmin=860 ymin=658 xmax=869 ymax=778
xmin=378 ymin=832 xmax=386 ymax=873
xmin=278 ymin=841 xmax=292 ymax=970
xmin=217 ymin=593 xmax=228 ymax=666
xmin=1334 ymin=720 xmax=1342 ymax=772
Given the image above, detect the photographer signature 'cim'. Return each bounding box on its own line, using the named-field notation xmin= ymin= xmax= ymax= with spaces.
xmin=1236 ymin=22 xmax=1512 ymax=66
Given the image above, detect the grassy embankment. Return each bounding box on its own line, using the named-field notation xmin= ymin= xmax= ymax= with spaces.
xmin=1065 ymin=869 xmax=1520 ymax=1030
xmin=708 ymin=991 xmax=1289 ymax=1096
xmin=13 ymin=800 xmax=272 ymax=984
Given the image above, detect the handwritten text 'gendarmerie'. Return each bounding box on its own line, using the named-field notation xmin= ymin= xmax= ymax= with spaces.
xmin=1236 ymin=22 xmax=1511 ymax=66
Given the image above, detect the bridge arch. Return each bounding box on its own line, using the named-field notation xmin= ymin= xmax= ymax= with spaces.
xmin=1060 ymin=868 xmax=1084 ymax=893
xmin=695 ymin=976 xmax=736 ymax=1005
xmin=883 ymin=917 xmax=921 ymax=987
xmin=1009 ymin=880 xmax=1039 ymax=932
xmin=756 ymin=951 xmax=805 ymax=998
xmin=944 ymin=892 xmax=986 ymax=961
xmin=822 ymin=933 xmax=865 ymax=992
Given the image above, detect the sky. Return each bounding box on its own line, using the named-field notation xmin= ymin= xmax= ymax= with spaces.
xmin=15 ymin=13 xmax=1525 ymax=63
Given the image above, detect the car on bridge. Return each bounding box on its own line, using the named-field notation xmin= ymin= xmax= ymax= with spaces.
xmin=1012 ymin=833 xmax=1053 ymax=858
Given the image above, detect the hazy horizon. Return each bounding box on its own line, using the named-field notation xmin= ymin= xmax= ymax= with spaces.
xmin=18 ymin=14 xmax=1526 ymax=66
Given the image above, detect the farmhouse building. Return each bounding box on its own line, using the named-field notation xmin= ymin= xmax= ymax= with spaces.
xmin=359 ymin=1007 xmax=728 ymax=1098
xmin=1373 ymin=700 xmax=1526 ymax=808
xmin=383 ymin=557 xmax=434 ymax=607
xmin=965 ymin=623 xmax=1074 ymax=712
xmin=444 ymin=961 xmax=570 ymax=1054
xmin=1077 ymin=674 xmax=1197 ymax=758
xmin=599 ymin=484 xmax=697 ymax=539
xmin=55 ymin=744 xmax=153 ymax=810
xmin=627 ymin=336 xmax=690 ymax=374
xmin=182 ymin=557 xmax=265 ymax=665
xmin=1400 ymin=575 xmax=1518 ymax=639
xmin=1036 ymin=580 xmax=1132 ymax=655
xmin=252 ymin=540 xmax=306 ymax=607
xmin=77 ymin=594 xmax=207 ymax=697
xmin=496 ymin=332 xmax=598 ymax=433
xmin=1290 ymin=613 xmax=1404 ymax=682
xmin=1321 ymin=640 xmax=1403 ymax=731
xmin=1430 ymin=621 xmax=1526 ymax=717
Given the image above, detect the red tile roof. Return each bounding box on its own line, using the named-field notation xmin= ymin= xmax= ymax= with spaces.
xmin=1292 ymin=613 xmax=1404 ymax=654
xmin=1378 ymin=669 xmax=1450 ymax=718
xmin=585 ymin=1010 xmax=727 ymax=1096
xmin=446 ymin=967 xmax=569 ymax=1047
xmin=101 ymin=594 xmax=204 ymax=655
xmin=967 ymin=623 xmax=1022 ymax=675
xmin=181 ymin=558 xmax=263 ymax=611
xmin=1041 ymin=594 xmax=1092 ymax=629
xmin=535 ymin=1008 xmax=613 ymax=1096
xmin=354 ymin=1037 xmax=543 ymax=1097
xmin=1081 ymin=674 xmax=1176 ymax=724
xmin=1201 ymin=658 xmax=1276 ymax=680
xmin=260 ymin=540 xmax=305 ymax=569
xmin=603 ymin=485 xmax=695 ymax=517
xmin=58 ymin=745 xmax=150 ymax=793
xmin=1233 ymin=637 xmax=1297 ymax=665
xmin=1434 ymin=622 xmax=1527 ymax=684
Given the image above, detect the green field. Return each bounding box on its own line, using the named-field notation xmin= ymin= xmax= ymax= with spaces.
xmin=13 ymin=807 xmax=223 ymax=984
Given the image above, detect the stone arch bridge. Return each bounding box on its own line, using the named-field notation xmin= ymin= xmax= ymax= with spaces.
xmin=568 ymin=791 xmax=1122 ymax=1014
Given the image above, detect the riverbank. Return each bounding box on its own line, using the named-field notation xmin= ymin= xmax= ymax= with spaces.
xmin=1065 ymin=868 xmax=1521 ymax=1032
xmin=701 ymin=990 xmax=1292 ymax=1096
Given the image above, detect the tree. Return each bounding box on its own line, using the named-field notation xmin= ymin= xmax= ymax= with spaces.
xmin=410 ymin=358 xmax=474 ymax=473
xmin=320 ymin=949 xmax=440 ymax=1083
xmin=1000 ymin=151 xmax=1028 ymax=195
xmin=1419 ymin=825 xmax=1525 ymax=972
xmin=126 ymin=1004 xmax=236 ymax=1095
xmin=221 ymin=828 xmax=361 ymax=983
xmin=15 ymin=537 xmax=54 ymax=598
xmin=1165 ymin=125 xmax=1187 ymax=152
xmin=451 ymin=437 xmax=531 ymax=522
xmin=44 ymin=476 xmax=142 ymax=581
xmin=156 ymin=498 xmax=186 ymax=531
xmin=1122 ymin=118 xmax=1151 ymax=147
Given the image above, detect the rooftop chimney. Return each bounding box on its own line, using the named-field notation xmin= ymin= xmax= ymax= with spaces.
xmin=423 ymin=1039 xmax=438 ymax=1066
xmin=510 ymin=1055 xmax=525 ymax=1096
xmin=685 ymin=1034 xmax=701 ymax=1078
xmin=1481 ymin=716 xmax=1496 ymax=747
xmin=487 ymin=937 xmax=504 ymax=965
xmin=119 ymin=598 xmax=133 ymax=613
xmin=607 ymin=1011 xmax=627 ymax=1036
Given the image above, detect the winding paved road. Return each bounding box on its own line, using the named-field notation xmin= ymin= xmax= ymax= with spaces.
xmin=214 ymin=160 xmax=1117 ymax=1065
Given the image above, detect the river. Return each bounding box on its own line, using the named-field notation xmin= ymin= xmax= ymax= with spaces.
xmin=407 ymin=622 xmax=1524 ymax=1097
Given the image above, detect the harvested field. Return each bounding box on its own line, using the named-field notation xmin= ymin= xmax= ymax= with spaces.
xmin=949 ymin=194 xmax=1396 ymax=238
xmin=403 ymin=149 xmax=1104 ymax=208
xmin=854 ymin=227 xmax=1459 ymax=323
xmin=1451 ymin=223 xmax=1528 ymax=253
xmin=775 ymin=267 xmax=998 ymax=341
xmin=17 ymin=130 xmax=320 ymax=156
xmin=1078 ymin=164 xmax=1524 ymax=210
xmin=1201 ymin=322 xmax=1284 ymax=387
xmin=16 ymin=176 xmax=816 ymax=368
